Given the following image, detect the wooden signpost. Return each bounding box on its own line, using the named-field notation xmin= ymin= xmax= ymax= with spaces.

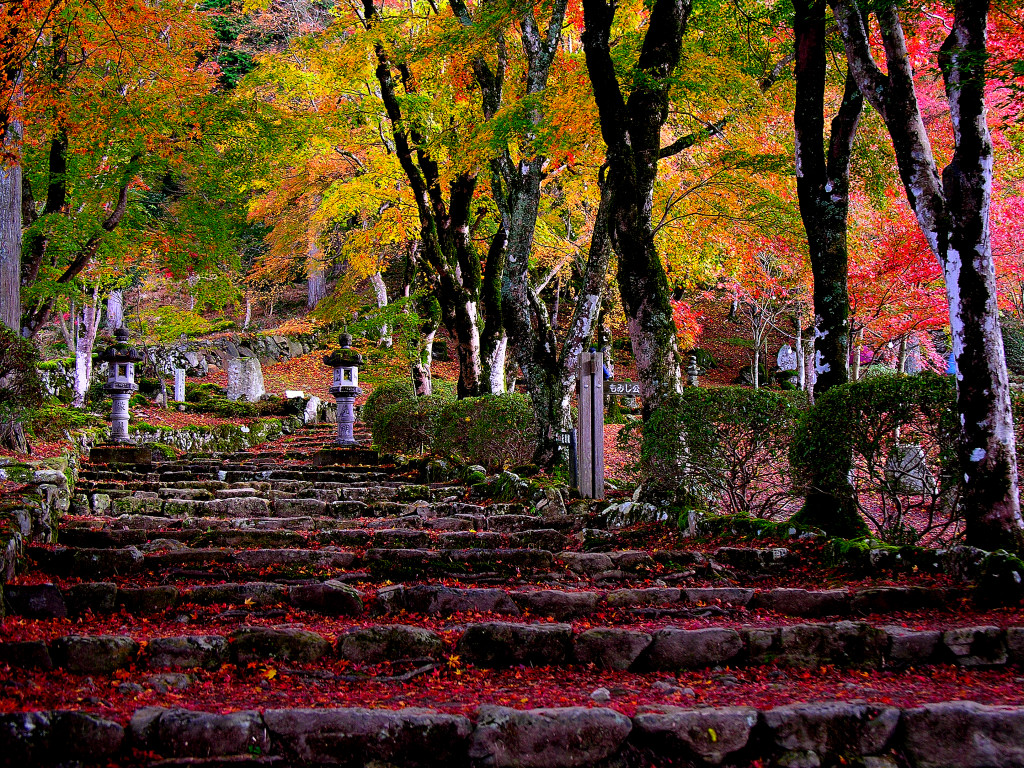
xmin=577 ymin=350 xmax=605 ymax=499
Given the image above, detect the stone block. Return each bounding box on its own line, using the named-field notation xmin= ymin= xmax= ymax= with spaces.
xmin=338 ymin=625 xmax=443 ymax=664
xmin=229 ymin=627 xmax=331 ymax=664
xmin=145 ymin=636 xmax=229 ymax=670
xmin=902 ymin=701 xmax=1024 ymax=768
xmin=750 ymin=588 xmax=849 ymax=617
xmin=884 ymin=626 xmax=941 ymax=667
xmin=226 ymin=357 xmax=265 ymax=402
xmin=289 ymin=581 xmax=364 ymax=616
xmin=130 ymin=707 xmax=269 ymax=759
xmin=457 ymin=622 xmax=574 ymax=668
xmin=510 ymin=590 xmax=600 ymax=620
xmin=941 ymin=626 xmax=1007 ymax=667
xmin=64 ymin=582 xmax=118 ymax=615
xmin=777 ymin=621 xmax=887 ymax=669
xmin=264 ymin=707 xmax=471 ymax=766
xmin=632 ymin=705 xmax=759 ymax=765
xmin=763 ymin=702 xmax=900 ymax=766
xmin=574 ymin=628 xmax=652 ymax=670
xmin=470 ymin=706 xmax=631 ymax=768
xmin=400 ymin=586 xmax=520 ymax=617
xmin=51 ymin=635 xmax=139 ymax=674
xmin=3 ymin=583 xmax=67 ymax=619
xmin=642 ymin=628 xmax=744 ymax=671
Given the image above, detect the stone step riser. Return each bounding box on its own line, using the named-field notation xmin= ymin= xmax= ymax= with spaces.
xmin=6 ymin=701 xmax=1022 ymax=768
xmin=2 ymin=622 xmax=1022 ymax=674
xmin=4 ymin=583 xmax=961 ymax=622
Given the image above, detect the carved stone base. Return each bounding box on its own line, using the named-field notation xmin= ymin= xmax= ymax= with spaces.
xmin=310 ymin=447 xmax=379 ymax=467
xmin=89 ymin=445 xmax=154 ymax=466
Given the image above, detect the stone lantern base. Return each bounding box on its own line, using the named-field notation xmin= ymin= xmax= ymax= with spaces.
xmin=89 ymin=445 xmax=154 ymax=466
xmin=310 ymin=446 xmax=379 ymax=467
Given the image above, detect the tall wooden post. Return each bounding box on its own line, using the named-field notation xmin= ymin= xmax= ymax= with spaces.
xmin=577 ymin=351 xmax=605 ymax=499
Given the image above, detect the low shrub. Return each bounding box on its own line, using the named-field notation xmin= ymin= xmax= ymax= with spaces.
xmin=434 ymin=393 xmax=538 ymax=471
xmin=790 ymin=372 xmax=960 ymax=544
xmin=625 ymin=387 xmax=802 ymax=520
xmin=362 ymin=379 xmax=415 ymax=427
xmin=1 ymin=328 xmax=44 ymax=451
xmin=23 ymin=403 xmax=104 ymax=443
xmin=371 ymin=395 xmax=449 ymax=455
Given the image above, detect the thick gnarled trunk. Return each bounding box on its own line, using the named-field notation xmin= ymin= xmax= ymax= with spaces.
xmin=582 ymin=0 xmax=688 ymax=414
xmin=833 ymin=0 xmax=1022 ymax=549
xmin=0 ymin=134 xmax=20 ymax=333
xmin=791 ymin=0 xmax=866 ymax=538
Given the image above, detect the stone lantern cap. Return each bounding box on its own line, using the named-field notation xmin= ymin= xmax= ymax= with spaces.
xmin=99 ymin=327 xmax=144 ymax=364
xmin=323 ymin=332 xmax=363 ymax=368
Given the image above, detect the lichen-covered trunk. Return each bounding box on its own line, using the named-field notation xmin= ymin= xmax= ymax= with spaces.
xmin=0 ymin=146 xmax=20 ymax=334
xmin=72 ymin=292 xmax=100 ymax=408
xmin=106 ymin=290 xmax=123 ymax=331
xmin=480 ymin=223 xmax=508 ymax=395
xmin=941 ymin=44 xmax=1023 ymax=548
xmin=582 ymin=0 xmax=688 ymax=416
xmin=792 ymin=0 xmax=866 ymax=538
xmin=412 ymin=329 xmax=435 ymax=397
xmin=451 ymin=298 xmax=483 ymax=398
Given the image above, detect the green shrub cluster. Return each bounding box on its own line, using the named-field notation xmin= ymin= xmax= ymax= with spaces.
xmin=182 ymin=381 xmax=300 ymax=419
xmin=623 ymin=387 xmax=801 ymax=519
xmin=433 ymin=393 xmax=536 ymax=470
xmin=1001 ymin=315 xmax=1024 ymax=375
xmin=24 ymin=404 xmax=104 ymax=442
xmin=367 ymin=378 xmax=536 ymax=470
xmin=1 ymin=328 xmax=44 ymax=450
xmin=791 ymin=372 xmax=959 ymax=543
xmin=372 ymin=395 xmax=450 ymax=455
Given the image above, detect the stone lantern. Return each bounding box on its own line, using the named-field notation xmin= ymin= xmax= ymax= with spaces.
xmin=98 ymin=326 xmax=143 ymax=443
xmin=323 ymin=332 xmax=363 ymax=446
xmin=686 ymin=355 xmax=700 ymax=387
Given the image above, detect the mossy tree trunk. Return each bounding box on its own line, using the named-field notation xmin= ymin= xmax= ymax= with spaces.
xmin=581 ymin=0 xmax=687 ymax=416
xmin=791 ymin=0 xmax=866 ymax=537
xmin=834 ymin=0 xmax=1023 ymax=551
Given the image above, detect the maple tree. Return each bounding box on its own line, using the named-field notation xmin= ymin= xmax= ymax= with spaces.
xmin=831 ymin=0 xmax=1023 ymax=550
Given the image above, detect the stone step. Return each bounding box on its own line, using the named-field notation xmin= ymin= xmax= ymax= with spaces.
xmin=3 ymin=575 xmax=976 ymax=623
xmin=2 ymin=621 xmax=1021 ymax=675
xmin=3 ymin=701 xmax=1024 ymax=768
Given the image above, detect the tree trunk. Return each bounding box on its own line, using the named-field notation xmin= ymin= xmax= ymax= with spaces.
xmin=582 ymin=0 xmax=688 ymax=415
xmin=0 ymin=147 xmax=20 ymax=334
xmin=106 ymin=289 xmax=123 ymax=331
xmin=0 ymin=67 xmax=22 ymax=334
xmin=73 ymin=287 xmax=101 ymax=408
xmin=369 ymin=271 xmax=390 ymax=347
xmin=412 ymin=329 xmax=435 ymax=397
xmin=752 ymin=347 xmax=760 ymax=390
xmin=791 ymin=0 xmax=866 ymax=538
xmin=833 ymin=0 xmax=1022 ymax=550
xmin=307 ymin=252 xmax=327 ymax=311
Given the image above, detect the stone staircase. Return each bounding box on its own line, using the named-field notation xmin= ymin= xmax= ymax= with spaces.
xmin=2 ymin=423 xmax=1023 ymax=766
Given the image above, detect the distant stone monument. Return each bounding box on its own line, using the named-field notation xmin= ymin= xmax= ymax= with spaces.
xmin=885 ymin=443 xmax=936 ymax=495
xmin=777 ymin=344 xmax=798 ymax=371
xmin=173 ymin=369 xmax=185 ymax=403
xmin=226 ymin=357 xmax=265 ymax=402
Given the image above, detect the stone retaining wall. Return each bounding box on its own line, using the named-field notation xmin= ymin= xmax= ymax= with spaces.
xmin=2 ymin=701 xmax=1022 ymax=767
xmin=0 ymin=454 xmax=78 ymax=584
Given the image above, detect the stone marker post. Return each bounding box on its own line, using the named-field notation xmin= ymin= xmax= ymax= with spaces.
xmin=173 ymin=369 xmax=185 ymax=403
xmin=577 ymin=350 xmax=605 ymax=499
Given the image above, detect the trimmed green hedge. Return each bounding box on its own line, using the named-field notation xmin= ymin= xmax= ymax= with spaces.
xmin=790 ymin=372 xmax=959 ymax=543
xmin=625 ymin=387 xmax=801 ymax=518
xmin=433 ymin=394 xmax=536 ymax=471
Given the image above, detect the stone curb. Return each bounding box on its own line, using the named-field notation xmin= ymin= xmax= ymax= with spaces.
xmin=1 ymin=579 xmax=968 ymax=622
xmin=2 ymin=702 xmax=1023 ymax=767
xmin=2 ymin=622 xmax=1021 ymax=674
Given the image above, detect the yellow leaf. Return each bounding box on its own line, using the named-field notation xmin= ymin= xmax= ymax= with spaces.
xmin=708 ymin=728 xmax=717 ymax=743
xmin=263 ymin=667 xmax=277 ymax=680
